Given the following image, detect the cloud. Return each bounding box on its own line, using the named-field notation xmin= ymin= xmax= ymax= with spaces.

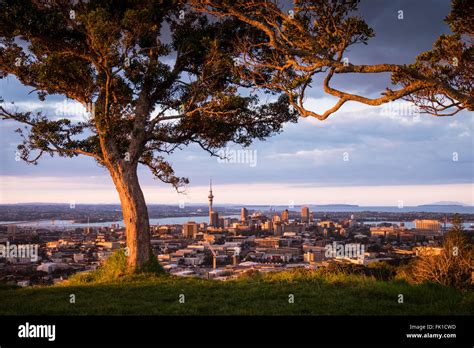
xmin=1 ymin=175 xmax=472 ymax=206
xmin=0 ymin=0 xmax=471 ymax=204
xmin=5 ymin=99 xmax=91 ymax=122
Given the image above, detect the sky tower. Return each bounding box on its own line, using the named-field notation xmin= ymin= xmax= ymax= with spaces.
xmin=208 ymin=178 xmax=214 ymax=225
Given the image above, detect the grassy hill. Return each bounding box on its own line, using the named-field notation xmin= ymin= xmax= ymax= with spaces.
xmin=0 ymin=270 xmax=473 ymax=315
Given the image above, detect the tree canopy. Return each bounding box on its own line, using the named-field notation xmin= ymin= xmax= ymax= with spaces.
xmin=192 ymin=0 xmax=473 ymax=119
xmin=0 ymin=0 xmax=297 ymax=188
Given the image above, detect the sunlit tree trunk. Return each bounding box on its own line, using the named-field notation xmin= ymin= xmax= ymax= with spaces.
xmin=109 ymin=163 xmax=151 ymax=272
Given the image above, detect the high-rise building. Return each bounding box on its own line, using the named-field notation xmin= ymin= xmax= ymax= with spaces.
xmin=183 ymin=221 xmax=198 ymax=239
xmin=301 ymin=206 xmax=310 ymax=223
xmin=414 ymin=219 xmax=441 ymax=231
xmin=273 ymin=221 xmax=283 ymax=236
xmin=241 ymin=207 xmax=248 ymax=222
xmin=281 ymin=209 xmax=289 ymax=222
xmin=208 ymin=178 xmax=214 ymax=226
xmin=223 ymin=218 xmax=232 ymax=228
xmin=263 ymin=221 xmax=273 ymax=232
xmin=210 ymin=211 xmax=219 ymax=228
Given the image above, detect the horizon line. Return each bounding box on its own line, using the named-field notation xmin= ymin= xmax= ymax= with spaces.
xmin=0 ymin=202 xmax=472 ymax=207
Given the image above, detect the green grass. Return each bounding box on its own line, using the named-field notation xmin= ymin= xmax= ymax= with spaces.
xmin=0 ymin=270 xmax=472 ymax=315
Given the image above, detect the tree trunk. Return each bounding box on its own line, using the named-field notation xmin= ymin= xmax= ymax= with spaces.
xmin=109 ymin=164 xmax=151 ymax=272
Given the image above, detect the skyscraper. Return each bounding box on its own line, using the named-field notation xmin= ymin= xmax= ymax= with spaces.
xmin=183 ymin=221 xmax=198 ymax=239
xmin=208 ymin=178 xmax=214 ymax=226
xmin=241 ymin=207 xmax=248 ymax=222
xmin=281 ymin=209 xmax=289 ymax=222
xmin=210 ymin=211 xmax=219 ymax=228
xmin=301 ymin=206 xmax=310 ymax=223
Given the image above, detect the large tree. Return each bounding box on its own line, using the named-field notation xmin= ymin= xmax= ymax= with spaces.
xmin=0 ymin=0 xmax=471 ymax=272
xmin=192 ymin=0 xmax=473 ymax=118
xmin=0 ymin=0 xmax=297 ymax=271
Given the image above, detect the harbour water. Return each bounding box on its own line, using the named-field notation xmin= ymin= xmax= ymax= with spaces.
xmin=0 ymin=215 xmax=241 ymax=229
xmin=1 ymin=216 xmax=472 ymax=230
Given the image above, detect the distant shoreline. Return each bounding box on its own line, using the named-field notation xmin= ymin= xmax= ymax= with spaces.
xmin=0 ymin=203 xmax=472 ymax=207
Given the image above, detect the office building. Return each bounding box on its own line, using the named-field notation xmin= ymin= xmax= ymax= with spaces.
xmin=281 ymin=209 xmax=289 ymax=222
xmin=210 ymin=211 xmax=219 ymax=228
xmin=301 ymin=206 xmax=309 ymax=223
xmin=183 ymin=221 xmax=198 ymax=239
xmin=414 ymin=219 xmax=441 ymax=231
xmin=241 ymin=207 xmax=248 ymax=222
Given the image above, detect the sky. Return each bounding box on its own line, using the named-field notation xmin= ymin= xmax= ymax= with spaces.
xmin=0 ymin=0 xmax=473 ymax=206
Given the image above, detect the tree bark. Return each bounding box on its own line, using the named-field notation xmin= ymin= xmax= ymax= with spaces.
xmin=109 ymin=163 xmax=151 ymax=272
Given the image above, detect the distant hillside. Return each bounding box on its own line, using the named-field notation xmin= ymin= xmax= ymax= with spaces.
xmin=420 ymin=201 xmax=469 ymax=207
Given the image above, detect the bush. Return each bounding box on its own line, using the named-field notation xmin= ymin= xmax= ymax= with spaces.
xmin=238 ymin=269 xmax=263 ymax=281
xmin=0 ymin=282 xmax=19 ymax=290
xmin=67 ymin=249 xmax=165 ymax=285
xmin=395 ymin=263 xmax=416 ymax=283
xmin=367 ymin=262 xmax=396 ymax=281
xmin=409 ymin=216 xmax=473 ymax=290
xmin=139 ymin=250 xmax=166 ymax=274
xmin=318 ymin=263 xmax=366 ymax=276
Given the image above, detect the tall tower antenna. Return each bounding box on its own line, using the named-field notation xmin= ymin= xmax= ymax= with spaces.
xmin=208 ymin=178 xmax=214 ymax=226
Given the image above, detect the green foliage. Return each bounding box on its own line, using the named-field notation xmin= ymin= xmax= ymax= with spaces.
xmin=242 ymin=268 xmax=377 ymax=287
xmin=395 ymin=262 xmax=416 ymax=284
xmin=138 ymin=248 xmax=166 ymax=275
xmin=67 ymin=249 xmax=166 ymax=285
xmin=239 ymin=263 xmax=403 ymax=285
xmin=446 ymin=0 xmax=474 ymax=35
xmin=367 ymin=262 xmax=397 ymax=281
xmin=0 ymin=282 xmax=19 ymax=290
xmin=392 ymin=1 xmax=473 ymax=114
xmin=0 ymin=0 xmax=297 ymax=183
